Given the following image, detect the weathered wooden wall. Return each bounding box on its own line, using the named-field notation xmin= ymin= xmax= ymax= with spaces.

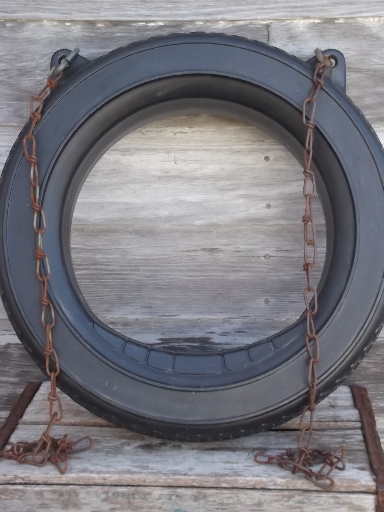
xmin=0 ymin=4 xmax=384 ymax=422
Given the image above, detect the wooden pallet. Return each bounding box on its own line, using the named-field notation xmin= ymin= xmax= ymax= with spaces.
xmin=0 ymin=383 xmax=381 ymax=511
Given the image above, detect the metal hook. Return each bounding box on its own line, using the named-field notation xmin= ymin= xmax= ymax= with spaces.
xmin=49 ymin=48 xmax=80 ymax=78
xmin=314 ymin=48 xmax=335 ymax=68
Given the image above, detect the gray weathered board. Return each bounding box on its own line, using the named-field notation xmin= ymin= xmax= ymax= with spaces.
xmin=1 ymin=1 xmax=384 ymax=20
xmin=0 ymin=383 xmax=379 ymax=511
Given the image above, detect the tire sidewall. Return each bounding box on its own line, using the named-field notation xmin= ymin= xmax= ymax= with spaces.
xmin=1 ymin=33 xmax=384 ymax=439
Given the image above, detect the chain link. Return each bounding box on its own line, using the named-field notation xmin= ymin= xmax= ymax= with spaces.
xmin=254 ymin=50 xmax=346 ymax=490
xmin=0 ymin=56 xmax=92 ymax=473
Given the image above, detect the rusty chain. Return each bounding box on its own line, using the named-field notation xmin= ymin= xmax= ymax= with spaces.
xmin=254 ymin=49 xmax=346 ymax=490
xmin=0 ymin=50 xmax=92 ymax=474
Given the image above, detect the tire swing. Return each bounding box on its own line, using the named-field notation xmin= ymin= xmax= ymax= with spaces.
xmin=1 ymin=33 xmax=384 ymax=486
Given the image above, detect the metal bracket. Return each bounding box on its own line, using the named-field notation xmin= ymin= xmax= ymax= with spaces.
xmin=0 ymin=382 xmax=41 ymax=451
xmin=351 ymin=386 xmax=384 ymax=512
xmin=306 ymin=49 xmax=346 ymax=92
xmin=50 ymin=48 xmax=90 ymax=79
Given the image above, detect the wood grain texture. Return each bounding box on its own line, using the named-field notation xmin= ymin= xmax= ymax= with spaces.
xmin=0 ymin=423 xmax=375 ymax=491
xmin=0 ymin=126 xmax=20 ymax=167
xmin=1 ymin=1 xmax=384 ymax=21
xmin=0 ymin=486 xmax=376 ymax=512
xmin=0 ymin=342 xmax=44 ymax=424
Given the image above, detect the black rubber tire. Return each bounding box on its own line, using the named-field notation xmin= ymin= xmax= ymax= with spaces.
xmin=1 ymin=32 xmax=384 ymax=440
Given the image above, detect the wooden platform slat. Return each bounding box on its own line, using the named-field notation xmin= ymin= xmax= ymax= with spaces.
xmin=0 ymin=424 xmax=374 ymax=492
xmin=0 ymin=384 xmax=373 ymax=496
xmin=0 ymin=486 xmax=376 ymax=512
xmin=1 ymin=0 xmax=384 ymax=21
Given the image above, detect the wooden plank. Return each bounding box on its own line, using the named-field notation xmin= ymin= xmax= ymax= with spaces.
xmin=21 ymin=382 xmax=361 ymax=428
xmin=0 ymin=321 xmax=19 ymax=338
xmin=0 ymin=344 xmax=43 ymax=392
xmin=1 ymin=1 xmax=383 ymax=21
xmin=0 ymin=343 xmax=44 ymax=425
xmin=0 ymin=126 xmax=21 ymax=168
xmin=0 ymin=485 xmax=376 ymax=512
xmin=0 ymin=334 xmax=20 ymax=347
xmin=0 ymin=424 xmax=374 ymax=491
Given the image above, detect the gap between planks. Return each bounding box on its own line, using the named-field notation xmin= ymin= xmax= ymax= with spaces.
xmin=0 ymin=422 xmax=375 ymax=492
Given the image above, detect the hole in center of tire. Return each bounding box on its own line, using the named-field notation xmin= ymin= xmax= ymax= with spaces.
xmin=71 ymin=113 xmax=326 ymax=352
